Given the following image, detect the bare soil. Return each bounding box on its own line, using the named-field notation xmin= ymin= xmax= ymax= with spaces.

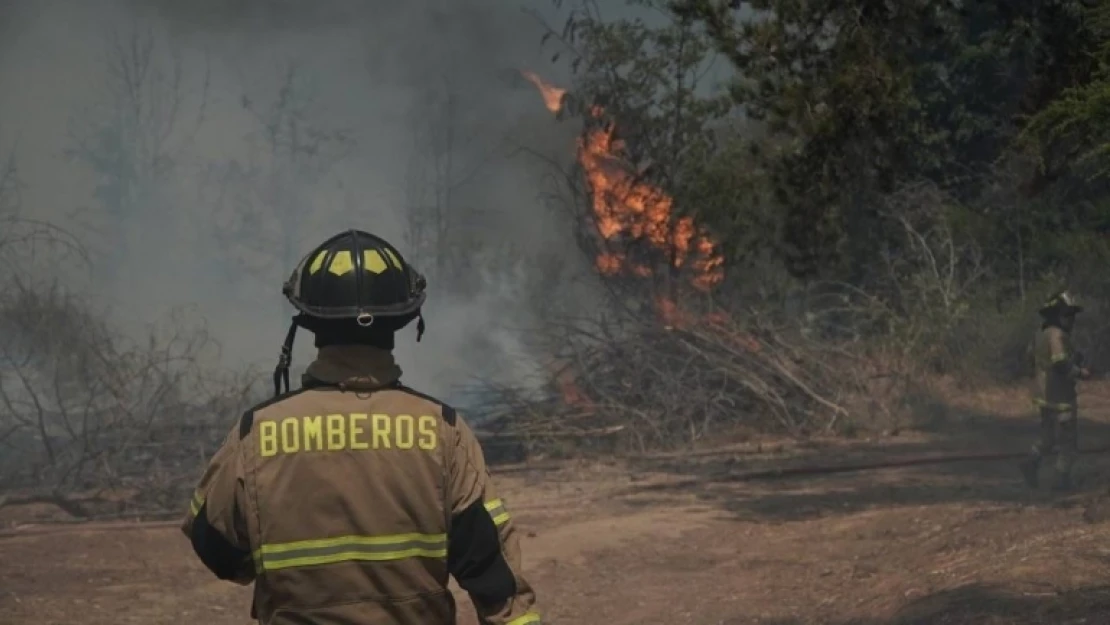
xmin=5 ymin=381 xmax=1110 ymax=624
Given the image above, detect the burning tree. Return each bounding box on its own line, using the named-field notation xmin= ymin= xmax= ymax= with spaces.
xmin=466 ymin=2 xmax=875 ymax=454
xmin=521 ymin=70 xmax=724 ymax=324
xmin=462 ymin=66 xmax=862 ymax=455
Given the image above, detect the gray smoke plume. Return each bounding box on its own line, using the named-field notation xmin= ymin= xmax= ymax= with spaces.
xmin=0 ymin=0 xmax=611 ymax=407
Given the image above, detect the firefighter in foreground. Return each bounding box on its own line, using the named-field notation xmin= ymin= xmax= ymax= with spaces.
xmin=1020 ymin=290 xmax=1091 ymax=491
xmin=181 ymin=230 xmax=541 ymax=624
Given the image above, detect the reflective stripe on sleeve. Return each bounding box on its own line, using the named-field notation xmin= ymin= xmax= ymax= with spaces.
xmin=189 ymin=491 xmax=205 ymax=517
xmin=484 ymin=498 xmax=511 ymax=526
xmin=253 ymin=532 xmax=448 ymax=572
xmin=1033 ymin=398 xmax=1074 ymax=411
xmin=507 ymin=612 xmax=542 ymax=625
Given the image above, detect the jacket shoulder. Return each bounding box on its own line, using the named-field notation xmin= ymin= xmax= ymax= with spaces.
xmin=238 ymin=388 xmax=311 ymax=439
xmin=393 ymin=384 xmax=457 ymax=426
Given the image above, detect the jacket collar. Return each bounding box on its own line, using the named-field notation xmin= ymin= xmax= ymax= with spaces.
xmin=303 ymin=345 xmax=402 ymax=391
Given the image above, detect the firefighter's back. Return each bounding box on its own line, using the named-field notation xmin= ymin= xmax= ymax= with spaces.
xmin=242 ymin=384 xmax=455 ymax=625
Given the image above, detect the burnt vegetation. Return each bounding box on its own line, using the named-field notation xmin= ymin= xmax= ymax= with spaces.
xmin=0 ymin=231 xmax=255 ymax=518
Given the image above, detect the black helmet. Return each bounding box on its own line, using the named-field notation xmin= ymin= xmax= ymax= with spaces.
xmin=1039 ymin=290 xmax=1083 ymax=317
xmin=272 ymin=230 xmax=427 ymax=395
xmin=283 ymin=230 xmax=426 ymax=320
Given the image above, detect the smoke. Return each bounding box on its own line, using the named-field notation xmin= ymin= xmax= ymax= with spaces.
xmin=0 ymin=0 xmax=608 ymax=406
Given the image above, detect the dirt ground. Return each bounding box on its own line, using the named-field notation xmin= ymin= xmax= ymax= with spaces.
xmin=6 ymin=382 xmax=1110 ymax=624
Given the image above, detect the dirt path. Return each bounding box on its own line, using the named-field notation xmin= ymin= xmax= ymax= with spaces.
xmin=5 ymin=387 xmax=1110 ymax=624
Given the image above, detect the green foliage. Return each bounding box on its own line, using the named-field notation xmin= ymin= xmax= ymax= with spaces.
xmin=684 ymin=0 xmax=1101 ymax=279
xmin=542 ymin=1 xmax=750 ymax=265
xmin=1022 ymin=2 xmax=1110 ymax=174
xmin=554 ymin=1 xmax=732 ymax=163
xmin=541 ymin=0 xmax=1110 ymax=385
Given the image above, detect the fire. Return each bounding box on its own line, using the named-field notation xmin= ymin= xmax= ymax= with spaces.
xmin=520 ymin=70 xmax=567 ymax=114
xmin=522 ymin=70 xmax=744 ymax=407
xmin=521 ymin=70 xmax=724 ymax=292
xmin=555 ymin=368 xmax=591 ymax=410
xmin=656 ymin=297 xmax=759 ymax=353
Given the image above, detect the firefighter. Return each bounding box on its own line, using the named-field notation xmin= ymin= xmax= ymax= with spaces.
xmin=1020 ymin=289 xmax=1091 ymax=492
xmin=181 ymin=230 xmax=541 ymax=625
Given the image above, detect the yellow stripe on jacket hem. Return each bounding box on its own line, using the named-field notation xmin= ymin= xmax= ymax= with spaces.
xmin=252 ymin=532 xmax=448 ymax=572
xmin=1032 ymin=398 xmax=1074 ymax=411
xmin=506 ymin=612 xmax=542 ymax=625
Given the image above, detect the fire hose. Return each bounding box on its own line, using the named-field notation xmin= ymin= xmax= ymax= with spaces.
xmin=653 ymin=443 xmax=1110 ymax=489
xmin=706 ymin=363 xmax=1110 ymax=485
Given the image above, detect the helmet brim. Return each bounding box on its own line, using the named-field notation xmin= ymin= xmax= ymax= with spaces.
xmin=1039 ymin=303 xmax=1082 ymax=315
xmin=284 ymin=291 xmax=426 ymax=319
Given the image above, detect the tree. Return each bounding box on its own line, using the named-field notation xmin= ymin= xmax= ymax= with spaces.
xmin=65 ymin=25 xmax=209 ymax=284
xmin=0 ymin=146 xmax=23 ymax=269
xmin=203 ymin=61 xmax=354 ymax=308
xmin=535 ymin=0 xmax=734 ymax=308
xmin=0 ymin=278 xmax=255 ymax=517
xmin=1021 ymin=2 xmax=1110 ymax=242
xmin=0 ymin=142 xmax=84 ymax=277
xmin=403 ymin=73 xmax=503 ymax=289
xmin=668 ymin=0 xmax=1103 ymax=280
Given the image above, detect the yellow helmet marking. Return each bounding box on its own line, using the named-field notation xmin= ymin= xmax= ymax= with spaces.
xmin=328 ymin=251 xmax=354 ymax=276
xmin=308 ymin=250 xmax=329 ymax=275
xmin=363 ymin=250 xmax=387 ymax=274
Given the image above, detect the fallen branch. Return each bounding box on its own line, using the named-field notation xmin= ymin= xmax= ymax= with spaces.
xmin=0 ymin=518 xmax=181 ymax=539
xmin=0 ymin=491 xmax=96 ymax=518
xmin=476 ymin=425 xmax=626 ymax=439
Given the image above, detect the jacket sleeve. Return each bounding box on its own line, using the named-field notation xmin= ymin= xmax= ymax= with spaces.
xmin=445 ymin=414 xmax=541 ymax=625
xmin=181 ymin=426 xmax=255 ymax=585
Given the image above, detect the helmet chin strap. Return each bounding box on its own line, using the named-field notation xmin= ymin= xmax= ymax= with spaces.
xmin=272 ymin=318 xmax=299 ymax=396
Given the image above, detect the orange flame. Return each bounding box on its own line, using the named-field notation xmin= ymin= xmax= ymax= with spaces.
xmin=522 ymin=70 xmax=743 ymax=408
xmin=555 ymin=367 xmax=592 ymax=410
xmin=521 ymin=70 xmax=724 ymax=293
xmin=520 ymin=70 xmax=567 ymax=114
xmin=656 ymin=298 xmax=760 ymax=352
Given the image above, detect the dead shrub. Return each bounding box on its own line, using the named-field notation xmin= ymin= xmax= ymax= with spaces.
xmin=0 ymin=280 xmax=258 ymax=519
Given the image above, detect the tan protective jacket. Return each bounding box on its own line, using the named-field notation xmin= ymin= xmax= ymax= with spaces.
xmin=1031 ymin=325 xmax=1082 ymax=413
xmin=182 ymin=345 xmax=540 ymax=625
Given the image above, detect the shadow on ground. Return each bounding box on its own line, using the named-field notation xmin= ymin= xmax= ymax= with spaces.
xmin=720 ymin=583 xmax=1110 ymax=625
xmin=618 ymin=398 xmax=1110 ymax=522
xmin=892 ymin=582 xmax=1110 ymax=625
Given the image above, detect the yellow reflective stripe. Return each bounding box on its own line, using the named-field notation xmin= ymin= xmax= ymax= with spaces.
xmin=484 ymin=498 xmax=511 ymax=526
xmin=1051 ymin=353 xmax=1069 ymax=363
xmin=253 ymin=532 xmax=447 ymax=572
xmin=507 ymin=612 xmax=541 ymax=625
xmin=189 ymin=491 xmax=204 ymax=517
xmin=1032 ymin=398 xmax=1073 ymax=411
